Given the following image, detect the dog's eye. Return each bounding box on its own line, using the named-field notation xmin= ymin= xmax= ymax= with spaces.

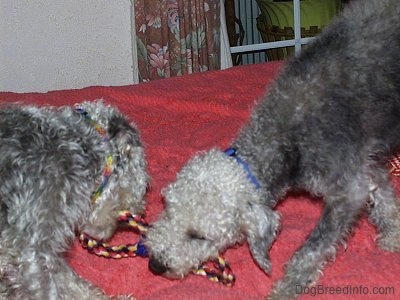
xmin=186 ymin=229 xmax=206 ymax=241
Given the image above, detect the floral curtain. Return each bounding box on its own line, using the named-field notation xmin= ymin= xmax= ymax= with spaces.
xmin=134 ymin=0 xmax=221 ymax=82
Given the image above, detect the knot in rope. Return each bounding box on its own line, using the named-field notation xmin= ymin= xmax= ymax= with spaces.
xmin=192 ymin=256 xmax=236 ymax=287
xmin=80 ymin=210 xmax=148 ymax=258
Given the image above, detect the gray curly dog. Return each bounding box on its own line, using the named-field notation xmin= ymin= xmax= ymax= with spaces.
xmin=145 ymin=0 xmax=400 ymax=298
xmin=0 ymin=100 xmax=148 ymax=299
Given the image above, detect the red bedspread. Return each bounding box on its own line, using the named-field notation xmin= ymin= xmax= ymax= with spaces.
xmin=1 ymin=62 xmax=399 ymax=299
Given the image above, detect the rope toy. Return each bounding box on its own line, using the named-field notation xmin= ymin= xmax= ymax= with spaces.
xmin=80 ymin=211 xmax=148 ymax=258
xmin=80 ymin=211 xmax=235 ymax=286
xmin=192 ymin=256 xmax=235 ymax=287
xmin=389 ymin=154 xmax=400 ymax=176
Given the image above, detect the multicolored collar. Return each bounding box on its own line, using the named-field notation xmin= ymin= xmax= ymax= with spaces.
xmin=224 ymin=147 xmax=261 ymax=189
xmin=75 ymin=105 xmax=114 ymax=204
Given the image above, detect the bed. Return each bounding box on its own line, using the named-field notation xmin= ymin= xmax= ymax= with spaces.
xmin=1 ymin=61 xmax=399 ymax=299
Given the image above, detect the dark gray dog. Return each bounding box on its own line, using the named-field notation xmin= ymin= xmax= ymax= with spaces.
xmin=145 ymin=0 xmax=400 ymax=298
xmin=0 ymin=100 xmax=147 ymax=299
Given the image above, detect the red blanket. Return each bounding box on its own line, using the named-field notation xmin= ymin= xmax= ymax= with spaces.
xmin=1 ymin=62 xmax=399 ymax=299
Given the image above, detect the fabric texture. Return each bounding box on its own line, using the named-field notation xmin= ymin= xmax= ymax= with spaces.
xmin=134 ymin=0 xmax=221 ymax=82
xmin=1 ymin=61 xmax=399 ymax=299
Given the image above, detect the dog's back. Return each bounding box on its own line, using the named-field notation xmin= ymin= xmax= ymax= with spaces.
xmin=296 ymin=0 xmax=400 ymax=147
xmin=237 ymin=2 xmax=400 ymax=297
xmin=236 ymin=0 xmax=400 ymax=193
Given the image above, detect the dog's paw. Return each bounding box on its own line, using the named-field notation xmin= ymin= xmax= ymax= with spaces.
xmin=267 ymin=280 xmax=301 ymax=300
xmin=267 ymin=251 xmax=324 ymax=300
xmin=83 ymin=222 xmax=117 ymax=241
xmin=110 ymin=295 xmax=135 ymax=300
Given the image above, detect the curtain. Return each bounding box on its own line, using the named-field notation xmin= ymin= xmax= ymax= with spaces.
xmin=134 ymin=0 xmax=223 ymax=82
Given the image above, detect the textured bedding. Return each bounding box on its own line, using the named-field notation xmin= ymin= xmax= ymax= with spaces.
xmin=1 ymin=61 xmax=399 ymax=299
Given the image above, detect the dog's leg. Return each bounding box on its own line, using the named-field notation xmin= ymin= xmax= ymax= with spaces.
xmin=5 ymin=248 xmax=108 ymax=299
xmin=51 ymin=259 xmax=109 ymax=300
xmin=85 ymin=196 xmax=121 ymax=241
xmin=85 ymin=144 xmax=147 ymax=242
xmin=368 ymin=169 xmax=400 ymax=252
xmin=268 ymin=190 xmax=366 ymax=300
xmin=0 ymin=226 xmax=108 ymax=300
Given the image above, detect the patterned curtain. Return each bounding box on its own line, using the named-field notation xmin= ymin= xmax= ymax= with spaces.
xmin=134 ymin=0 xmax=221 ymax=82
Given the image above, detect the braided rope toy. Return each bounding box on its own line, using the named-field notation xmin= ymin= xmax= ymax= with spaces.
xmin=80 ymin=211 xmax=235 ymax=286
xmin=80 ymin=211 xmax=148 ymax=258
xmin=192 ymin=256 xmax=235 ymax=287
xmin=389 ymin=155 xmax=400 ymax=176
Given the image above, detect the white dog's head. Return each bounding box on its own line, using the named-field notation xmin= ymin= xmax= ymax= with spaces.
xmin=145 ymin=149 xmax=280 ymax=279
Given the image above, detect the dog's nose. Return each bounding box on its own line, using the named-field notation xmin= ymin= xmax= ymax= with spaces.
xmin=149 ymin=257 xmax=168 ymax=275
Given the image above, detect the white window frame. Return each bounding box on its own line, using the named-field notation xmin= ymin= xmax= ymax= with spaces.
xmin=230 ymin=0 xmax=312 ymax=56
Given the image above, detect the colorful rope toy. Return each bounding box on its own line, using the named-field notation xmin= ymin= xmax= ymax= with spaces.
xmin=389 ymin=154 xmax=400 ymax=176
xmin=192 ymin=256 xmax=236 ymax=287
xmin=80 ymin=211 xmax=148 ymax=258
xmin=80 ymin=211 xmax=235 ymax=286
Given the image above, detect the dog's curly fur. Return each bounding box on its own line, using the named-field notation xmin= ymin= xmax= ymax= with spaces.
xmin=145 ymin=0 xmax=400 ymax=298
xmin=0 ymin=100 xmax=148 ymax=299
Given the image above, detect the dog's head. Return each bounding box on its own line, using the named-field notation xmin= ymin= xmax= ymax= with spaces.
xmin=145 ymin=149 xmax=280 ymax=279
xmin=79 ymin=100 xmax=148 ymax=240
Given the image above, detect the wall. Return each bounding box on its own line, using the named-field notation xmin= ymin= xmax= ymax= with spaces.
xmin=0 ymin=0 xmax=134 ymax=92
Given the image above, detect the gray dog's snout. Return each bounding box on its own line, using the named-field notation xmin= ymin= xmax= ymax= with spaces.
xmin=149 ymin=257 xmax=168 ymax=275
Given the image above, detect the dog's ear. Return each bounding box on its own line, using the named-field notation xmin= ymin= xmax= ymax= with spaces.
xmin=108 ymin=115 xmax=148 ymax=212
xmin=108 ymin=116 xmax=142 ymax=155
xmin=240 ymin=202 xmax=280 ymax=274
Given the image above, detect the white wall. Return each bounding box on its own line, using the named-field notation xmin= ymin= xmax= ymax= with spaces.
xmin=0 ymin=0 xmax=134 ymax=92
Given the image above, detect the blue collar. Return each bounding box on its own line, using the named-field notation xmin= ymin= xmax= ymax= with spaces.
xmin=224 ymin=148 xmax=261 ymax=189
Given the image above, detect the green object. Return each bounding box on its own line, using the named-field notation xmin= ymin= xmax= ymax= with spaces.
xmin=256 ymin=0 xmax=343 ymax=60
xmin=257 ymin=0 xmax=341 ymax=29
